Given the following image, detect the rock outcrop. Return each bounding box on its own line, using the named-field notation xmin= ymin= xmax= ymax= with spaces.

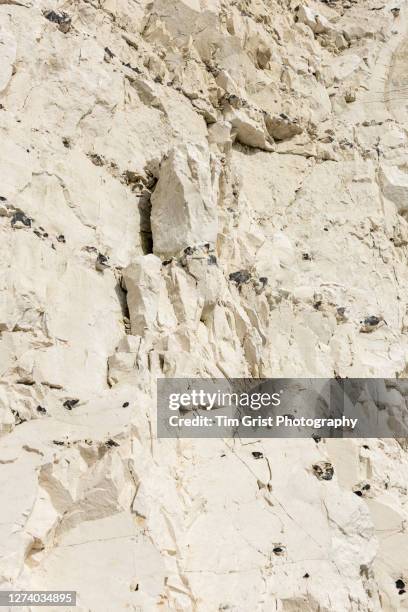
xmin=1 ymin=0 xmax=408 ymax=610
xmin=151 ymin=144 xmax=219 ymax=257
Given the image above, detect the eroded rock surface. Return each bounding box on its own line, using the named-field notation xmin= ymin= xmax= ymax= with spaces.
xmin=1 ymin=0 xmax=408 ymax=610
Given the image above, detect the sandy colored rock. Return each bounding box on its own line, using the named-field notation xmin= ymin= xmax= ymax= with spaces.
xmin=1 ymin=0 xmax=408 ymax=610
xmin=151 ymin=144 xmax=219 ymax=257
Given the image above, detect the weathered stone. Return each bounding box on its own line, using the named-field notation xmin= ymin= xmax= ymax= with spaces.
xmin=151 ymin=144 xmax=219 ymax=257
xmin=0 ymin=0 xmax=407 ymax=609
xmin=380 ymin=165 xmax=408 ymax=216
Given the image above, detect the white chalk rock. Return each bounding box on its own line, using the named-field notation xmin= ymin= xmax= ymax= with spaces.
xmin=151 ymin=144 xmax=219 ymax=257
xmin=297 ymin=5 xmax=334 ymax=34
xmin=123 ymin=255 xmax=177 ymax=335
xmin=380 ymin=165 xmax=408 ymax=216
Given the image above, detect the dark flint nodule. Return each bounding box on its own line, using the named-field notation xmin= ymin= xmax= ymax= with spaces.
xmin=105 ymin=439 xmax=120 ymax=447
xmin=96 ymin=253 xmax=110 ymax=271
xmin=63 ymin=399 xmax=79 ymax=410
xmin=229 ymin=270 xmax=251 ymax=285
xmin=11 ymin=211 xmax=31 ymax=227
xmin=44 ymin=10 xmax=71 ymax=33
xmin=312 ymin=462 xmax=334 ymax=481
xmin=362 ymin=315 xmax=381 ymax=327
xmin=252 ymin=451 xmax=263 ymax=459
xmin=98 ymin=253 xmax=109 ymax=265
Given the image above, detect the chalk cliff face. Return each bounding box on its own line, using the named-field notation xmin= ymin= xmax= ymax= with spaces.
xmin=1 ymin=0 xmax=408 ymax=609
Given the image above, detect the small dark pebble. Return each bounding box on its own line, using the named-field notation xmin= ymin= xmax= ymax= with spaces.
xmin=208 ymin=254 xmax=217 ymax=265
xmin=302 ymin=253 xmax=311 ymax=261
xmin=105 ymin=439 xmax=120 ymax=447
xmin=44 ymin=10 xmax=71 ymax=32
xmin=354 ymin=490 xmax=363 ymax=497
xmin=312 ymin=433 xmax=321 ymax=443
xmin=184 ymin=246 xmax=195 ymax=256
xmin=162 ymin=259 xmax=172 ymax=266
xmin=229 ymin=270 xmax=251 ymax=285
xmin=11 ymin=211 xmax=32 ymax=228
xmin=0 ymin=196 xmax=6 ymax=201
xmin=53 ymin=440 xmax=64 ymax=446
xmin=313 ymin=462 xmax=334 ymax=481
xmin=122 ymin=402 xmax=129 ymax=408
xmin=399 ymin=589 xmax=406 ymax=595
xmin=303 ymin=573 xmax=310 ymax=578
xmin=252 ymin=451 xmax=263 ymax=459
xmin=96 ymin=253 xmax=110 ymax=271
xmin=63 ymin=399 xmax=79 ymax=410
xmin=89 ymin=153 xmax=104 ymax=167
xmin=363 ymin=445 xmax=369 ymax=449
xmin=314 ymin=301 xmax=322 ymax=310
xmin=272 ymin=546 xmax=285 ymax=555
xmin=259 ymin=277 xmax=268 ymax=287
xmin=36 ymin=405 xmax=47 ymax=414
xmin=122 ymin=61 xmax=141 ymax=74
xmin=396 ymin=579 xmax=405 ymax=590
xmin=362 ymin=315 xmax=381 ymax=327
xmin=57 ymin=234 xmax=66 ymax=243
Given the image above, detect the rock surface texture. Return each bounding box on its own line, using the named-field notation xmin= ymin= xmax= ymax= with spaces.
xmin=1 ymin=0 xmax=408 ymax=610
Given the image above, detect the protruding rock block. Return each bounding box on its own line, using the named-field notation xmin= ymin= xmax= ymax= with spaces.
xmin=151 ymin=144 xmax=218 ymax=258
xmin=123 ymin=255 xmax=176 ymax=335
xmin=380 ymin=165 xmax=408 ymax=216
